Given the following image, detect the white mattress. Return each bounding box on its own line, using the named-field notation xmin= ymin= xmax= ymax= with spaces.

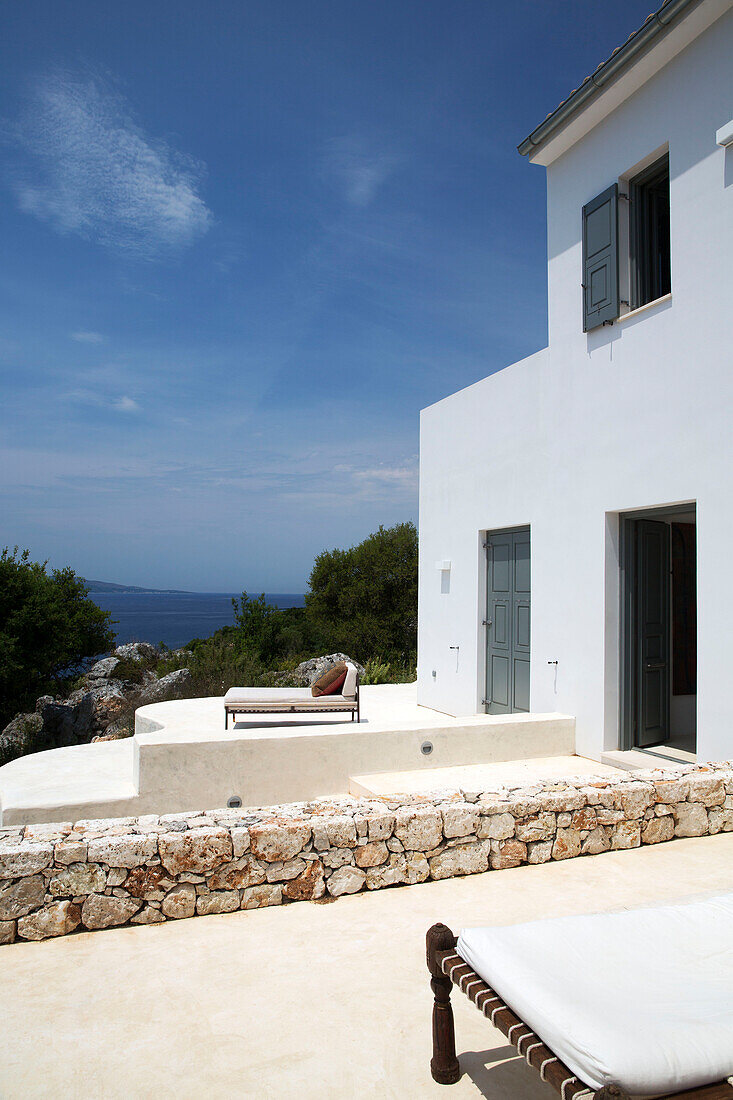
xmin=224 ymin=687 xmax=354 ymax=708
xmin=457 ymin=892 xmax=733 ymax=1097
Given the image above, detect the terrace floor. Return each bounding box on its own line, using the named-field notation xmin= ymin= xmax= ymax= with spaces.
xmin=3 ymin=833 xmax=732 ymax=1099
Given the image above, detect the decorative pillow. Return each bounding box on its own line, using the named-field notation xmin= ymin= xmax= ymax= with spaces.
xmin=312 ymin=661 xmax=348 ymax=697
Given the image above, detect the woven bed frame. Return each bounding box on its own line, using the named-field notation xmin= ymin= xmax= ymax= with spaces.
xmin=426 ymin=923 xmax=733 ymax=1099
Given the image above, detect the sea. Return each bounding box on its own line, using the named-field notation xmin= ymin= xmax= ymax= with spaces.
xmin=88 ymin=592 xmax=305 ymax=650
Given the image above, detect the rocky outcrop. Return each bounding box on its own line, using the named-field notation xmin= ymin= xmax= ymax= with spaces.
xmin=289 ymin=654 xmax=365 ymax=687
xmin=0 ymin=643 xmax=192 ymax=762
xmin=0 ymin=759 xmax=730 ymax=945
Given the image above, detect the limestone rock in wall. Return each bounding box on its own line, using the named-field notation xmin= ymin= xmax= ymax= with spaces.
xmin=441 ymin=804 xmax=479 ymax=838
xmin=208 ymin=856 xmax=267 ymax=890
xmin=673 ymin=802 xmax=709 ymax=837
xmin=354 ymin=841 xmax=388 ymax=868
xmin=0 ymin=920 xmax=16 ymax=944
xmin=515 ymin=813 xmax=556 ymax=843
xmin=611 ymin=821 xmax=641 ymax=850
xmin=686 ymin=775 xmax=725 ymax=807
xmin=249 ymin=823 xmax=311 ymax=862
xmin=161 ymin=884 xmax=196 ymax=919
xmin=130 ymin=906 xmax=166 ymax=925
xmin=490 ymin=839 xmax=527 ymax=869
xmin=641 ymin=816 xmax=675 ymax=845
xmin=393 ymin=807 xmax=442 ymax=851
xmin=17 ymin=901 xmax=81 ymax=941
xmin=0 ymin=843 xmax=53 ymax=879
xmin=326 ymin=866 xmax=366 ymax=897
xmin=326 ymin=817 xmax=357 ymax=847
xmin=0 ymin=875 xmax=46 ymax=920
xmin=429 ymin=842 xmax=488 ymax=880
xmin=527 ymin=840 xmax=554 ymax=864
xmin=282 ymin=860 xmax=325 ymax=901
xmin=367 ymin=813 xmax=395 ymax=841
xmin=81 ymin=893 xmax=141 ymax=929
xmin=124 ymin=866 xmax=175 ymax=901
xmin=49 ymin=863 xmax=106 ymax=897
xmin=240 ymin=884 xmax=282 ymax=909
xmin=87 ymin=834 xmax=158 ymax=868
xmin=552 ymin=829 xmax=582 ymax=861
xmin=54 ymin=841 xmax=88 ymax=866
xmin=196 ymin=890 xmax=240 ymax=916
xmin=265 ymin=858 xmax=306 ymax=883
xmin=477 ymin=812 xmax=515 ymax=841
xmin=159 ymin=828 xmax=233 ymax=874
xmin=581 ymin=827 xmax=611 ymax=855
xmin=708 ymin=807 xmax=733 ymax=834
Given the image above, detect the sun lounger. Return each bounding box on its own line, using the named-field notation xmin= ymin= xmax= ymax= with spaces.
xmin=224 ymin=663 xmax=360 ymax=728
xmin=427 ymin=893 xmax=733 ymax=1098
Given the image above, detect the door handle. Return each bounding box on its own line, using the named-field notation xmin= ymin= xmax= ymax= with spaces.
xmin=645 ymin=661 xmax=666 ymax=670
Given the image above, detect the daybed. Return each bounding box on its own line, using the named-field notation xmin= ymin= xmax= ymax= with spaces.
xmin=427 ymin=892 xmax=733 ymax=1099
xmin=224 ymin=662 xmax=360 ymax=728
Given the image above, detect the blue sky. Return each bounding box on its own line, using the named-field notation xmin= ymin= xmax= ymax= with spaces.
xmin=1 ymin=0 xmax=655 ymax=591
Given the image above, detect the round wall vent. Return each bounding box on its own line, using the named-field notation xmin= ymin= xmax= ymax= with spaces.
xmin=227 ymin=795 xmax=242 ymax=809
xmin=421 ymin=741 xmax=433 ymax=756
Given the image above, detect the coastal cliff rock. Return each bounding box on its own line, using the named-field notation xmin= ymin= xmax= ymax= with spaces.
xmin=289 ymin=653 xmax=365 ymax=687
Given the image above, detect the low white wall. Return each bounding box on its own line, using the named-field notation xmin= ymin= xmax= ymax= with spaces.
xmin=135 ymin=704 xmax=575 ymax=814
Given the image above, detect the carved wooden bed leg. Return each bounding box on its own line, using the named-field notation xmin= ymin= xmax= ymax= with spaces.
xmin=427 ymin=923 xmax=461 ymax=1085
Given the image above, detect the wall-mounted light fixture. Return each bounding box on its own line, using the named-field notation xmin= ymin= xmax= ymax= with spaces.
xmin=716 ymin=119 xmax=733 ymax=147
xmin=436 ymin=560 xmax=451 ymax=594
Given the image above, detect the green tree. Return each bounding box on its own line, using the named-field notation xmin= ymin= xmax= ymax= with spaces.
xmin=0 ymin=548 xmax=115 ymax=728
xmin=305 ymin=522 xmax=418 ymax=660
xmin=232 ymin=591 xmax=283 ymax=662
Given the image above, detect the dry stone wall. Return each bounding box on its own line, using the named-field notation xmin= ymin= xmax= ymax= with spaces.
xmin=1 ymin=759 xmax=732 ymax=945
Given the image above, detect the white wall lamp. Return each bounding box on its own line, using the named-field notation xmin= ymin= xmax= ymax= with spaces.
xmin=436 ymin=560 xmax=451 ymax=594
xmin=716 ymin=120 xmax=733 ymax=147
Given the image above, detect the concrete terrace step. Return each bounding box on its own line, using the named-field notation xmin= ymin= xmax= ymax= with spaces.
xmin=349 ymin=755 xmax=622 ymax=799
xmin=0 ymin=738 xmax=138 ymax=824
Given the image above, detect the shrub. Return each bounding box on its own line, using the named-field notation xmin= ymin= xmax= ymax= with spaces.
xmin=0 ymin=548 xmax=114 ymax=729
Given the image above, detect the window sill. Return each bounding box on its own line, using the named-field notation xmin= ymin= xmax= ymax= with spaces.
xmin=617 ymin=292 xmax=672 ymax=325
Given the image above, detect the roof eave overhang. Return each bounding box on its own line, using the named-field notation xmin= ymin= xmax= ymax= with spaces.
xmin=517 ymin=0 xmax=727 ymax=166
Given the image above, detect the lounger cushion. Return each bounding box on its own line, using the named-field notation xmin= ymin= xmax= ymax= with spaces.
xmin=457 ymin=892 xmax=733 ymax=1096
xmin=342 ymin=663 xmax=358 ymax=698
xmin=312 ymin=662 xmax=348 ymax=697
xmin=224 ymin=687 xmax=354 ymax=709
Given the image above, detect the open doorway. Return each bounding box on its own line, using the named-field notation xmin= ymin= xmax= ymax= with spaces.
xmin=620 ymin=505 xmax=696 ymax=757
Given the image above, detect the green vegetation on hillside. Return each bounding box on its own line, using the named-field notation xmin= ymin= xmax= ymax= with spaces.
xmin=0 ymin=548 xmax=115 ymax=729
xmin=163 ymin=522 xmax=418 ymax=696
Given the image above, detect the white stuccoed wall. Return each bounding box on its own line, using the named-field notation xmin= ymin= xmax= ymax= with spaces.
xmin=418 ymin=7 xmax=733 ymax=763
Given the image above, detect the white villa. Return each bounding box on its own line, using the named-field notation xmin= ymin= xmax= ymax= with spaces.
xmin=418 ymin=0 xmax=733 ymax=767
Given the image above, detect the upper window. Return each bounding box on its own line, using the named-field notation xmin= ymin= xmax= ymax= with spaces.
xmin=629 ymin=154 xmax=671 ymax=309
xmin=582 ymin=150 xmax=671 ymax=332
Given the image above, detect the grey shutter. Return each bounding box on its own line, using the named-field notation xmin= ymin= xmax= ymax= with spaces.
xmin=582 ymin=184 xmax=619 ymax=331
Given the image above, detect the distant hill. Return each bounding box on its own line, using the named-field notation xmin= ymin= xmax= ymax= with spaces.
xmin=83 ymin=579 xmax=191 ymax=595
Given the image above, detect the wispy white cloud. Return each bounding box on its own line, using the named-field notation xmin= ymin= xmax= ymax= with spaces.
xmin=322 ymin=136 xmax=399 ymax=207
xmin=10 ymin=72 xmax=212 ymax=257
xmin=111 ymin=395 xmax=139 ymax=412
xmin=65 ymin=387 xmax=141 ymax=413
xmin=70 ymin=330 xmax=105 ymax=344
